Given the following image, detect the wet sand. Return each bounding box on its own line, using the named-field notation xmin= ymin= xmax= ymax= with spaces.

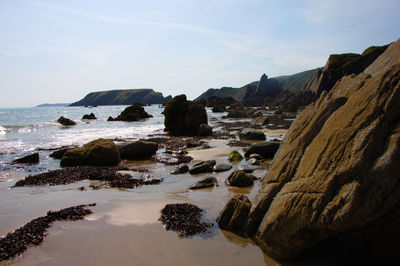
xmin=0 ymin=139 xmax=281 ymax=266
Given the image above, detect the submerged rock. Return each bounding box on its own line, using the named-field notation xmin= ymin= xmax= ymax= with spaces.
xmin=82 ymin=113 xmax=97 ymax=120
xmin=12 ymin=153 xmax=39 ymax=164
xmin=159 ymin=203 xmax=213 ymax=237
xmin=118 ymin=140 xmax=158 ymax=160
xmin=57 ymin=116 xmax=76 ymax=126
xmin=225 ymin=170 xmax=257 ymax=187
xmin=170 ymin=164 xmax=189 ymax=175
xmin=60 ymin=138 xmax=121 ymax=167
xmin=189 ymin=160 xmax=216 ymax=174
xmin=189 ymin=176 xmax=218 ymax=190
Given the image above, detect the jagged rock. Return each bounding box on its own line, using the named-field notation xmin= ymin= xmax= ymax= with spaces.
xmin=82 ymin=113 xmax=97 ymax=120
xmin=225 ymin=170 xmax=257 ymax=187
xmin=228 ymin=150 xmax=243 ymax=162
xmin=12 ymin=153 xmax=39 ymax=164
xmin=189 ymin=176 xmax=218 ymax=190
xmin=217 ymin=194 xmax=251 ymax=236
xmin=60 ymin=138 xmax=121 ymax=167
xmin=189 ymin=160 xmax=216 ymax=174
xmin=118 ymin=141 xmax=158 ymax=160
xmin=213 ymin=163 xmax=232 ymax=172
xmin=244 ymin=141 xmax=280 ymax=158
xmin=57 ymin=116 xmax=76 ymax=126
xmin=218 ymin=39 xmax=400 ymax=264
xmin=239 ymin=129 xmax=266 ymax=140
xmin=164 ymin=95 xmax=208 ymax=136
xmin=108 ymin=103 xmax=152 ymax=121
xmin=250 ymin=116 xmax=269 ymax=126
xmin=197 ymin=123 xmax=213 ymax=136
xmin=170 ymin=164 xmax=189 ymax=175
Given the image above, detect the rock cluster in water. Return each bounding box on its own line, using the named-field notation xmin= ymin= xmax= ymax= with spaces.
xmin=0 ymin=204 xmax=95 ymax=261
xmin=107 ymin=103 xmax=153 ymax=121
xmin=57 ymin=116 xmax=76 ymax=126
xmin=159 ymin=203 xmax=213 ymax=237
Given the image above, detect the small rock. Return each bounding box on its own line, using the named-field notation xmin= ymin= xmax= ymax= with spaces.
xmin=12 ymin=153 xmax=39 ymax=164
xmin=213 ymin=163 xmax=232 ymax=172
xmin=239 ymin=128 xmax=266 ymax=140
xmin=225 ymin=170 xmax=257 ymax=187
xmin=250 ymin=116 xmax=269 ymax=126
xmin=228 ymin=150 xmax=243 ymax=162
xmin=170 ymin=164 xmax=189 ymax=175
xmin=244 ymin=141 xmax=281 ymax=158
xmin=82 ymin=113 xmax=97 ymax=120
xmin=57 ymin=116 xmax=76 ymax=126
xmin=189 ymin=160 xmax=216 ymax=174
xmin=189 ymin=176 xmax=218 ymax=190
xmin=197 ymin=123 xmax=213 ymax=136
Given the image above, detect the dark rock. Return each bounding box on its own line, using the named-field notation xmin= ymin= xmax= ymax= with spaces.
xmin=57 ymin=116 xmax=76 ymax=126
xmin=250 ymin=116 xmax=269 ymax=126
xmin=236 ymin=164 xmax=263 ymax=173
xmin=217 ymin=194 xmax=251 ymax=236
xmin=225 ymin=108 xmax=249 ymax=118
xmin=225 ymin=170 xmax=257 ymax=187
xmin=12 ymin=153 xmax=39 ymax=164
xmin=189 ymin=176 xmax=218 ymax=190
xmin=108 ymin=103 xmax=152 ymax=121
xmin=0 ymin=204 xmax=94 ymax=262
xmin=213 ymin=163 xmax=232 ymax=172
xmin=228 ymin=150 xmax=243 ymax=162
xmin=244 ymin=141 xmax=281 ymax=158
xmin=82 ymin=113 xmax=97 ymax=120
xmin=118 ymin=140 xmax=158 ymax=160
xmin=247 ymin=158 xmax=260 ymax=166
xmin=189 ymin=160 xmax=216 ymax=174
xmin=60 ymin=138 xmax=121 ymax=167
xmin=212 ymin=104 xmax=226 ymax=112
xmin=239 ymin=128 xmax=266 ymax=140
xmin=154 ymin=151 xmax=193 ymax=165
xmin=170 ymin=164 xmax=189 ymax=175
xmin=159 ymin=203 xmax=213 ymax=237
xmin=163 ymin=95 xmax=208 ymax=136
xmin=274 ymin=110 xmax=283 ymax=115
xmin=197 ymin=123 xmax=213 ymax=136
xmin=49 ymin=147 xmax=74 ymax=159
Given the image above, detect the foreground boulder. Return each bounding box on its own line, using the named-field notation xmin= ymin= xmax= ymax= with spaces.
xmin=12 ymin=153 xmax=39 ymax=164
xmin=57 ymin=116 xmax=76 ymax=126
xmin=244 ymin=141 xmax=281 ymax=158
xmin=225 ymin=170 xmax=257 ymax=187
xmin=163 ymin=95 xmax=208 ymax=136
xmin=108 ymin=103 xmax=152 ymax=121
xmin=60 ymin=138 xmax=121 ymax=167
xmin=217 ymin=195 xmax=251 ymax=236
xmin=118 ymin=140 xmax=158 ymax=160
xmin=217 ymin=39 xmax=400 ymax=264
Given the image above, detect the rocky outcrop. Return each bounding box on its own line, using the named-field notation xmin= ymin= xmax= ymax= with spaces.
xmin=108 ymin=103 xmax=152 ymax=121
xmin=70 ymin=89 xmax=172 ymax=106
xmin=82 ymin=113 xmax=96 ymax=120
xmin=118 ymin=140 xmax=158 ymax=160
xmin=57 ymin=116 xmax=76 ymax=126
xmin=12 ymin=153 xmax=39 ymax=164
xmin=217 ymin=195 xmax=251 ymax=236
xmin=163 ymin=95 xmax=209 ymax=136
xmin=60 ymin=138 xmax=121 ymax=167
xmin=243 ymin=74 xmax=282 ymax=106
xmin=217 ymin=39 xmax=400 ymax=264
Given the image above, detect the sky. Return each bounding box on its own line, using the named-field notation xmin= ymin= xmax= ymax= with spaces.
xmin=0 ymin=0 xmax=399 ymax=107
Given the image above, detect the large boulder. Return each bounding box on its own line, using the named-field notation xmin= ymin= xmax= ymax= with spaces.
xmin=217 ymin=194 xmax=251 ymax=236
xmin=163 ymin=95 xmax=208 ymax=136
xmin=60 ymin=138 xmax=121 ymax=167
xmin=244 ymin=141 xmax=281 ymax=158
xmin=118 ymin=141 xmax=158 ymax=160
xmin=217 ymin=39 xmax=400 ymax=264
xmin=108 ymin=103 xmax=152 ymax=121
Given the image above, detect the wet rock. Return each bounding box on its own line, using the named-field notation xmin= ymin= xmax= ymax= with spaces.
xmin=108 ymin=103 xmax=152 ymax=121
xmin=60 ymin=138 xmax=121 ymax=167
xmin=0 ymin=204 xmax=94 ymax=261
xmin=109 ymin=177 xmax=162 ymax=188
xmin=118 ymin=140 xmax=158 ymax=160
xmin=170 ymin=164 xmax=189 ymax=175
xmin=239 ymin=128 xmax=266 ymax=140
xmin=217 ymin=194 xmax=251 ymax=236
xmin=244 ymin=141 xmax=281 ymax=159
xmin=247 ymin=158 xmax=260 ymax=165
xmin=163 ymin=95 xmax=208 ymax=136
xmin=12 ymin=153 xmax=39 ymax=164
xmin=159 ymin=203 xmax=213 ymax=237
xmin=154 ymin=152 xmax=193 ymax=165
xmin=250 ymin=116 xmax=269 ymax=126
xmin=189 ymin=160 xmax=216 ymax=174
xmin=82 ymin=113 xmax=97 ymax=120
xmin=225 ymin=108 xmax=249 ymax=118
xmin=212 ymin=104 xmax=226 ymax=112
xmin=274 ymin=110 xmax=282 ymax=114
xmin=225 ymin=170 xmax=257 ymax=187
xmin=189 ymin=176 xmax=218 ymax=190
xmin=213 ymin=163 xmax=232 ymax=172
xmin=236 ymin=164 xmax=263 ymax=173
xmin=228 ymin=150 xmax=243 ymax=162
xmin=49 ymin=146 xmax=75 ymax=159
xmin=57 ymin=116 xmax=76 ymax=126
xmin=197 ymin=123 xmax=213 ymax=136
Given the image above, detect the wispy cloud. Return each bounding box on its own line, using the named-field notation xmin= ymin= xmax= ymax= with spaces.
xmin=19 ymin=0 xmax=246 ymax=40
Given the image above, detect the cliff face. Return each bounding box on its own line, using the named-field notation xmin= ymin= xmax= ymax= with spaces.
xmin=70 ymin=89 xmax=172 ymax=106
xmin=217 ymin=39 xmax=400 ymax=264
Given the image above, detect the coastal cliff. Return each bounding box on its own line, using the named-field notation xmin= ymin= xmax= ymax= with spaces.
xmin=70 ymin=89 xmax=172 ymax=106
xmin=218 ymin=39 xmax=400 ymax=264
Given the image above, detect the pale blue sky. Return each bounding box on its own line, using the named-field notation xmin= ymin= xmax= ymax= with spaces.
xmin=0 ymin=0 xmax=399 ymax=107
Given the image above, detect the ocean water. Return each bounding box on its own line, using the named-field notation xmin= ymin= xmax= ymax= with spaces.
xmin=0 ymin=105 xmax=165 ymax=178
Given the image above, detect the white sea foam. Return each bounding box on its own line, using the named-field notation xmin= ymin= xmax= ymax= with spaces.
xmin=0 ymin=126 xmax=6 ymax=135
